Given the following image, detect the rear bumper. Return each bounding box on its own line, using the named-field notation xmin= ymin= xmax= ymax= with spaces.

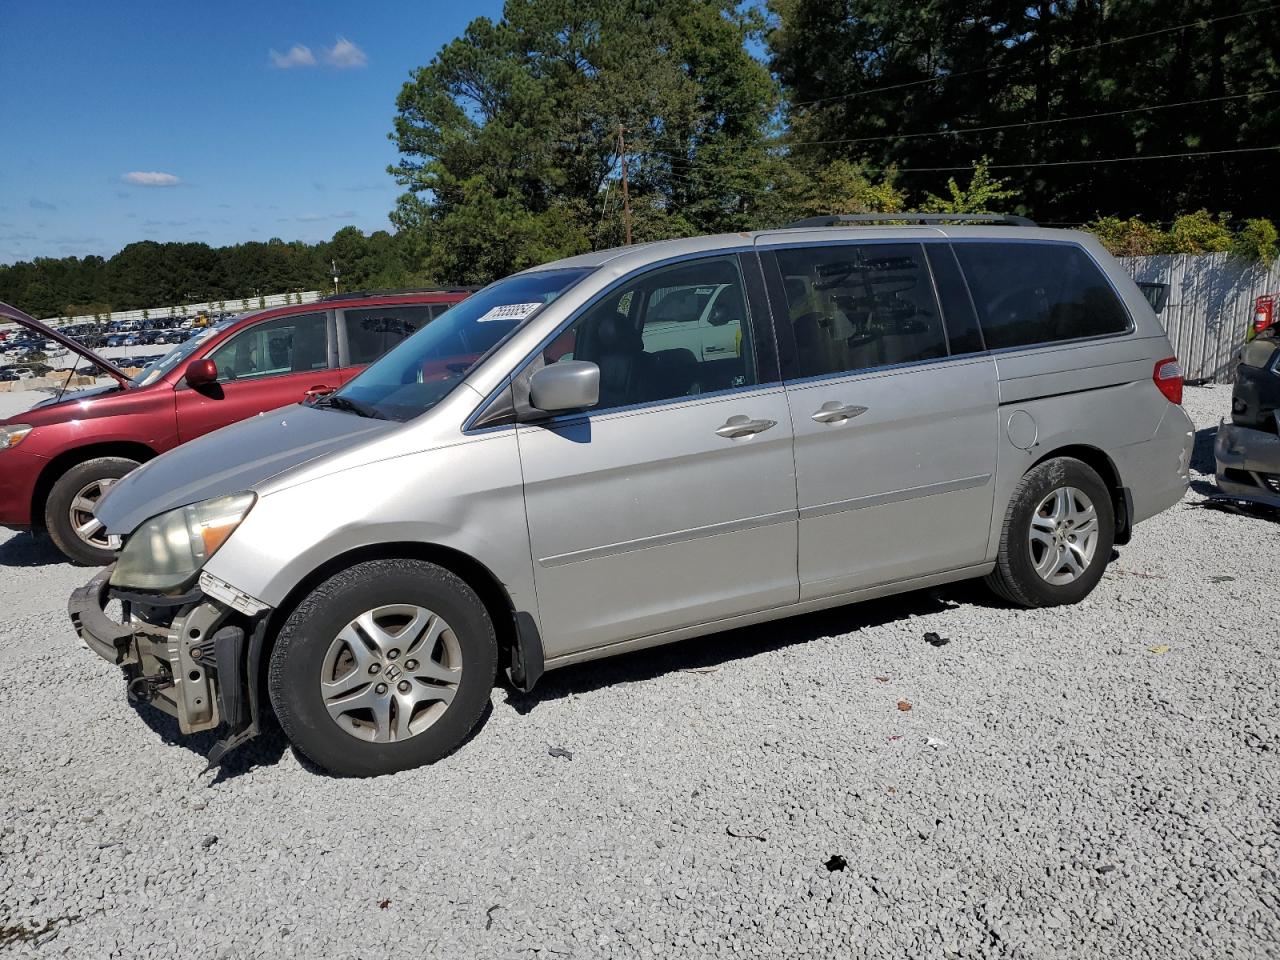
xmin=1215 ymin=422 xmax=1280 ymax=508
xmin=1120 ymin=402 xmax=1194 ymax=525
xmin=69 ymin=567 xmax=269 ymax=760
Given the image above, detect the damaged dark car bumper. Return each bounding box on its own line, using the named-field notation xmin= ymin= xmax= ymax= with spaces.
xmin=68 ymin=566 xmax=270 ymax=765
xmin=1215 ymin=420 xmax=1280 ymax=508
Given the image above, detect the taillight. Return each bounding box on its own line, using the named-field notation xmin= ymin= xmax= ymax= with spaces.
xmin=1153 ymin=357 xmax=1183 ymax=405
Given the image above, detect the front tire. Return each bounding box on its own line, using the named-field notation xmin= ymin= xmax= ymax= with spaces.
xmin=268 ymin=559 xmax=497 ymax=777
xmin=985 ymin=457 xmax=1115 ymax=608
xmin=44 ymin=456 xmax=139 ymax=566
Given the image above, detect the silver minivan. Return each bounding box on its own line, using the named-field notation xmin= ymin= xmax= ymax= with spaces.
xmin=70 ymin=216 xmax=1194 ymax=776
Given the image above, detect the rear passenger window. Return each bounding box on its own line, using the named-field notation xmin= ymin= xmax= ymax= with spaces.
xmin=773 ymin=243 xmax=947 ymax=379
xmin=343 ymin=305 xmax=435 ymax=366
xmin=953 ymin=242 xmax=1130 ymax=349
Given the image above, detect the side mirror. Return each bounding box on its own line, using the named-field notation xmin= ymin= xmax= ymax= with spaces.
xmin=185 ymin=358 xmax=218 ymax=387
xmin=529 ymin=360 xmax=599 ymax=413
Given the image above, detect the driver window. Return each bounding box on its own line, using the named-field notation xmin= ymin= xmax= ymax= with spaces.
xmin=541 ymin=256 xmax=757 ymax=410
xmin=208 ymin=312 xmax=329 ymax=383
xmin=774 ymin=243 xmax=947 ymax=378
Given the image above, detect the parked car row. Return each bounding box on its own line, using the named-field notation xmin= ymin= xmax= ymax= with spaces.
xmin=41 ymin=216 xmax=1194 ymax=778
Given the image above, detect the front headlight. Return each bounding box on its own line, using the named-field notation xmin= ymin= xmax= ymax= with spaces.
xmin=0 ymin=424 xmax=33 ymax=451
xmin=110 ymin=492 xmax=256 ymax=592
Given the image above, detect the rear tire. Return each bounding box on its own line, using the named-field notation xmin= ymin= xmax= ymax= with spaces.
xmin=44 ymin=456 xmax=139 ymax=566
xmin=985 ymin=457 xmax=1114 ymax=608
xmin=268 ymin=559 xmax=497 ymax=777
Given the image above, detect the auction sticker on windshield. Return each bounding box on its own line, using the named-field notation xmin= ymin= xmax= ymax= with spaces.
xmin=476 ymin=302 xmax=545 ymax=323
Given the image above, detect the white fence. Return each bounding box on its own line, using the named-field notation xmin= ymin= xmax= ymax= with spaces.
xmin=1121 ymin=253 xmax=1278 ymax=383
xmin=42 ymin=291 xmax=323 ymax=328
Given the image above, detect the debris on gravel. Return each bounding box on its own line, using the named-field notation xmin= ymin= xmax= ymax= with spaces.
xmin=0 ymin=385 xmax=1276 ymax=959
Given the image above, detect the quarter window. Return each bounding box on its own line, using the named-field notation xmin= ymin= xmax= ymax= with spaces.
xmin=542 ymin=256 xmax=758 ymax=410
xmin=343 ymin=305 xmax=436 ymax=366
xmin=773 ymin=243 xmax=948 ymax=378
xmin=953 ymin=242 xmax=1130 ymax=349
xmin=208 ymin=312 xmax=329 ymax=383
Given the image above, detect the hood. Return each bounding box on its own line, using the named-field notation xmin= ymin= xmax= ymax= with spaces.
xmin=0 ymin=301 xmax=131 ymax=387
xmin=96 ymin=403 xmax=398 ymax=534
xmin=28 ymin=382 xmax=123 ymax=409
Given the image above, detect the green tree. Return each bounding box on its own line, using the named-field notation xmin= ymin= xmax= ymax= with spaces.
xmin=768 ymin=0 xmax=1280 ymax=224
xmin=1232 ymin=218 xmax=1279 ymax=264
xmin=920 ymin=158 xmax=1018 ymax=215
xmin=389 ymin=0 xmax=779 ymax=284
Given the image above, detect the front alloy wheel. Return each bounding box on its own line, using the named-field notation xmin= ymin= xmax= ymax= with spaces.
xmin=269 ymin=559 xmax=497 ymax=776
xmin=68 ymin=477 xmax=119 ymax=552
xmin=321 ymin=604 xmax=463 ymax=743
xmin=44 ymin=456 xmax=140 ymax=566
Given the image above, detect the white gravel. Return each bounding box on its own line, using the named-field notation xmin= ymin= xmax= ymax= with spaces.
xmin=1 ymin=384 xmax=1277 ymax=958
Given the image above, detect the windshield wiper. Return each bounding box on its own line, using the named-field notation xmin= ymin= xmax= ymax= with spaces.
xmin=312 ymin=394 xmax=387 ymax=419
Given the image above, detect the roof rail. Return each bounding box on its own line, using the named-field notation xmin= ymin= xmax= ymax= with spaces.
xmin=783 ymin=212 xmax=1037 ymax=228
xmin=318 ymin=286 xmax=481 ymax=302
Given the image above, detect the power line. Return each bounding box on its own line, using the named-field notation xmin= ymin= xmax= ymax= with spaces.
xmin=778 ymin=88 xmax=1280 ymax=149
xmin=643 ymin=87 xmax=1280 ymax=171
xmin=637 ymin=144 xmax=1280 ymax=191
xmin=780 ymin=2 xmax=1280 ymax=116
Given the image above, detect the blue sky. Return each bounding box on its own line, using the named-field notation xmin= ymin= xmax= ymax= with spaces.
xmin=0 ymin=0 xmax=505 ymax=265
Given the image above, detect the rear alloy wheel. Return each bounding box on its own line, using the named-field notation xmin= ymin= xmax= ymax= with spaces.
xmin=269 ymin=559 xmax=497 ymax=776
xmin=44 ymin=456 xmax=139 ymax=566
xmin=985 ymin=457 xmax=1115 ymax=608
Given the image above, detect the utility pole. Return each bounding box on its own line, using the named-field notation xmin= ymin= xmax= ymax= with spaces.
xmin=617 ymin=123 xmax=632 ymax=246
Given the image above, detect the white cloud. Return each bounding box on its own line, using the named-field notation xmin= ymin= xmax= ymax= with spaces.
xmin=324 ymin=37 xmax=367 ymax=68
xmin=121 ymin=171 xmax=182 ymax=187
xmin=269 ymin=44 xmax=316 ymax=69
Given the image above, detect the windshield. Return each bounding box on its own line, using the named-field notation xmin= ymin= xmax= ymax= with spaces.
xmin=332 ymin=268 xmax=591 ymax=420
xmin=130 ymin=319 xmax=237 ymax=387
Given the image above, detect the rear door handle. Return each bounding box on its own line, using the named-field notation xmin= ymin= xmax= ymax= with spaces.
xmin=811 ymin=401 xmax=868 ymax=424
xmin=715 ymin=415 xmax=777 ymax=439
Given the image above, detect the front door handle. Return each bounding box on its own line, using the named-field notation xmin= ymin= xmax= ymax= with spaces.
xmin=811 ymin=401 xmax=868 ymax=424
xmin=715 ymin=415 xmax=777 ymax=439
xmin=304 ymin=384 xmax=335 ymax=399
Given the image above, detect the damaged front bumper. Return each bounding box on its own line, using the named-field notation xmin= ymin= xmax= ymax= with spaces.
xmin=68 ymin=566 xmax=272 ymax=766
xmin=1215 ymin=420 xmax=1280 ymax=509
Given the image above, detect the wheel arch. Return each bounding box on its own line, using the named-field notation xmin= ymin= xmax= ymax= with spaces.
xmin=1029 ymin=443 xmax=1131 ymax=544
xmin=31 ymin=441 xmax=158 ymax=531
xmin=258 ymin=541 xmax=540 ymax=703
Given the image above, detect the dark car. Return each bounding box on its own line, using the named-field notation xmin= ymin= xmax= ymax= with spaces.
xmin=1216 ymin=330 xmax=1280 ymax=507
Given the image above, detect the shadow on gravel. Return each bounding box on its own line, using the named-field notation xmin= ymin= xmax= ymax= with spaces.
xmin=0 ymin=531 xmax=67 ymax=568
xmin=504 ymin=581 xmax=992 ymax=715
xmin=132 ymin=702 xmax=289 ymax=783
xmin=1190 ymin=424 xmax=1219 ymax=496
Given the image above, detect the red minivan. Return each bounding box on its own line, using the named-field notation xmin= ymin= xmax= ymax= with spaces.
xmin=0 ymin=291 xmax=469 ymax=564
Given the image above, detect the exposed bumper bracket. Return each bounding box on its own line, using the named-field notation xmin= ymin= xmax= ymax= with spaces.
xmin=68 ymin=567 xmax=138 ymax=665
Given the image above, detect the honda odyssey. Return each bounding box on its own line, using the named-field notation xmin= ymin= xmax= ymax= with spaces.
xmin=69 ymin=216 xmax=1194 ymax=776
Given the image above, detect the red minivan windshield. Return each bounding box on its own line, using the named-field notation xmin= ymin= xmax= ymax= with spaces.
xmin=130 ymin=320 xmax=238 ymax=387
xmin=328 ymin=269 xmax=590 ymax=421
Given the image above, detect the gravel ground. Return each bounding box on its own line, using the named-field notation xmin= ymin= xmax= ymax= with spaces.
xmin=1 ymin=384 xmax=1276 ymax=959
